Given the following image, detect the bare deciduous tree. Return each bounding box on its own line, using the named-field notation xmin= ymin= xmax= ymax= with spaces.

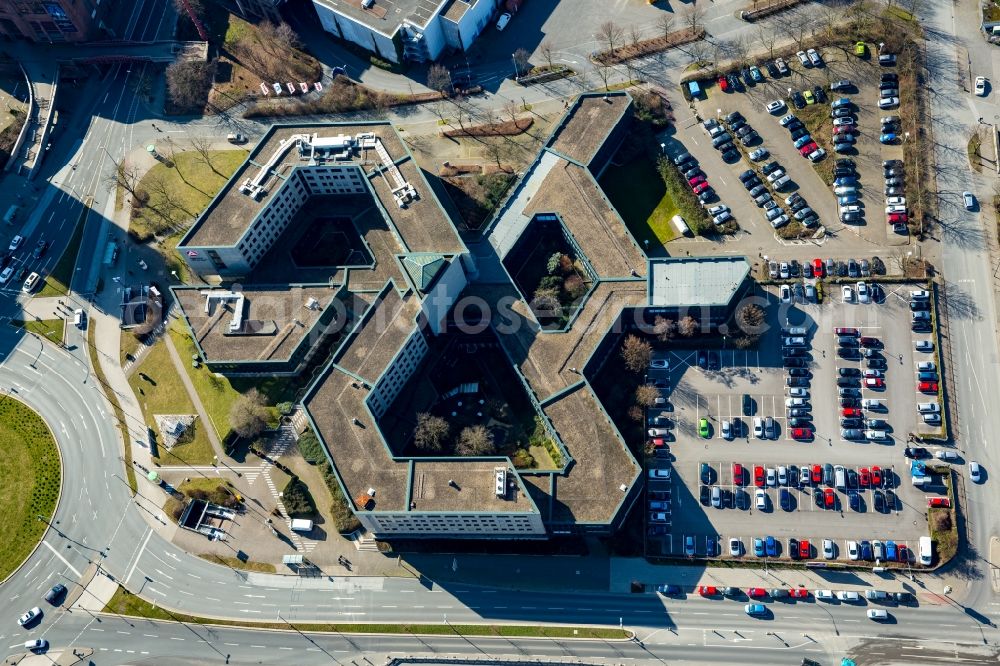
xmin=597 ymin=20 xmax=624 ymax=56
xmin=634 ymin=384 xmax=661 ymax=407
xmin=652 ymin=315 xmax=676 ymax=341
xmin=106 ymin=158 xmax=142 ymax=199
xmin=414 ymin=413 xmax=449 ymax=452
xmin=657 ymin=14 xmax=676 ymax=43
xmin=756 ymin=27 xmax=776 ymax=60
xmin=678 ymin=315 xmax=700 ymax=337
xmin=683 ymin=5 xmax=706 ymax=33
xmin=595 ymin=63 xmax=613 ymax=91
xmin=427 ymin=64 xmax=453 ymax=95
xmin=620 ymin=334 xmax=652 ymax=372
xmin=166 ymin=59 xmax=216 ymax=112
xmin=190 ymin=134 xmax=222 ymax=176
xmin=456 ymin=425 xmax=496 ymax=456
xmin=539 ymin=39 xmax=555 ymax=70
xmin=229 ymin=388 xmax=270 ymax=439
xmin=512 ymin=48 xmax=531 ymax=77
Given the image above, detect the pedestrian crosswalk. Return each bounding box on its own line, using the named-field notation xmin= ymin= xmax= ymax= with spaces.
xmin=259 ymin=421 xmax=316 ymax=553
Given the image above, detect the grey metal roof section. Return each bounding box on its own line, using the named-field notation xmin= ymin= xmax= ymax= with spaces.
xmin=314 ymin=0 xmax=442 ymax=36
xmin=401 ymin=253 xmax=448 ymax=292
xmin=648 ymin=257 xmax=752 ymax=307
xmin=486 ymin=150 xmax=561 ymax=258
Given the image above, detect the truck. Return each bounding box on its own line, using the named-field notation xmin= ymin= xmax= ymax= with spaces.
xmin=919 ymin=535 xmax=932 ymax=565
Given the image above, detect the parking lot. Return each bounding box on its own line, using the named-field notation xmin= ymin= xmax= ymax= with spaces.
xmin=645 ymin=283 xmax=945 ymax=563
xmin=663 ymin=41 xmax=913 ymax=249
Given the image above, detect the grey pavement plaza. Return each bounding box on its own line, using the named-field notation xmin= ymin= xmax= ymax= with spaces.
xmin=2 ymin=0 xmax=1000 ymax=664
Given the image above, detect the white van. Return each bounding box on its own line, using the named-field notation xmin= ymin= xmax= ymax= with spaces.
xmin=73 ymin=309 xmax=85 ymax=328
xmin=21 ymin=271 xmax=38 ymax=293
xmin=867 ymin=608 xmax=888 ymax=620
xmin=290 ymin=518 xmax=314 ymax=533
xmin=834 ymin=465 xmax=846 ymax=489
xmin=919 ymin=535 xmax=932 ymax=565
xmin=917 ymin=402 xmax=940 ymax=414
xmin=814 ymin=589 xmax=834 ymax=601
xmin=671 ymin=214 xmax=692 ymax=237
xmin=912 ymin=475 xmax=931 ymax=487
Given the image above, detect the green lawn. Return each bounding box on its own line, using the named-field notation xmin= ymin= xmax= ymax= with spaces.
xmin=169 ymin=321 xmax=294 ymax=442
xmin=12 ymin=318 xmax=65 ymax=345
xmin=128 ymin=339 xmax=215 ymax=465
xmin=600 ymin=157 xmax=677 ymax=250
xmin=0 ymin=396 xmax=61 ymax=580
xmin=131 ymin=150 xmax=247 ymax=241
xmin=104 ymin=586 xmax=629 ymax=639
xmin=37 ymin=202 xmax=89 ymax=297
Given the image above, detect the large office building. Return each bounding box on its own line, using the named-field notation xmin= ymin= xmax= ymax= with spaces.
xmin=311 ymin=0 xmax=503 ymax=64
xmin=176 ymin=94 xmax=753 ymax=541
xmin=0 ymin=0 xmax=112 ymax=41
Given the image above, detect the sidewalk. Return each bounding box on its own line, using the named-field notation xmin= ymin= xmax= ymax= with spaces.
xmin=162 ymin=322 xmax=224 ymax=459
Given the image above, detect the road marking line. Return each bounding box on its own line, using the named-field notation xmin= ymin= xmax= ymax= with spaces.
xmin=123 ymin=529 xmax=152 ymax=587
xmin=41 ymin=541 xmax=82 ymax=578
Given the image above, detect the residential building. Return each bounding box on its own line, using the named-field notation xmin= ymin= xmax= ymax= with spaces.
xmin=0 ymin=0 xmax=111 ymax=42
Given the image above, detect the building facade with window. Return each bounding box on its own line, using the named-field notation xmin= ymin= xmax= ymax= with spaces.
xmin=0 ymin=0 xmax=110 ymax=42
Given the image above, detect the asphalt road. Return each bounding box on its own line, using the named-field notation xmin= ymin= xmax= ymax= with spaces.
xmin=3 ymin=1 xmax=1000 ymax=664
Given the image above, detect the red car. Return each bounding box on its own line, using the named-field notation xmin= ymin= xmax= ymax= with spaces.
xmin=799 ymin=540 xmax=810 ymax=559
xmin=919 ymin=381 xmax=938 ymax=393
xmin=835 ymin=327 xmax=860 ymax=336
xmin=789 ymin=588 xmax=809 ymax=599
xmin=733 ymin=463 xmax=745 ymax=485
xmin=888 ymin=213 xmax=908 ymax=224
xmin=823 ymin=487 xmax=835 ymax=508
xmin=811 ymin=465 xmax=822 ymax=484
xmin=698 ymin=585 xmax=718 ymax=596
xmin=928 ymin=497 xmax=951 ymax=508
xmin=842 ymin=407 xmax=861 ymax=417
xmin=754 ymin=465 xmax=765 ymax=487
xmin=859 ymin=467 xmax=871 ymax=487
xmin=651 ymin=438 xmax=667 ymax=448
xmin=719 ymin=76 xmax=730 ymax=92
xmin=747 ymin=587 xmax=767 ymax=598
xmin=865 ymin=377 xmax=885 ymax=389
xmin=813 ymin=258 xmax=824 ymax=276
xmin=693 ymin=182 xmax=710 ymax=195
xmin=798 ymin=142 xmax=817 ymax=156
xmin=897 ymin=544 xmax=910 ymax=562
xmin=833 ymin=125 xmax=854 ymax=135
xmin=791 ymin=427 xmax=812 ymax=440
xmin=871 ymin=466 xmax=883 ymax=486
xmin=689 ymin=175 xmax=707 ymax=187
xmin=860 ymin=336 xmax=880 ymax=347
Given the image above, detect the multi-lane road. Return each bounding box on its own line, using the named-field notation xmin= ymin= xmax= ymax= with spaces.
xmin=3 ymin=0 xmax=1000 ymax=663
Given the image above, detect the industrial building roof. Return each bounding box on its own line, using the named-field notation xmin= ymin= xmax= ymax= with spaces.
xmin=648 ymin=257 xmax=752 ymax=307
xmin=313 ymin=0 xmax=443 ymax=36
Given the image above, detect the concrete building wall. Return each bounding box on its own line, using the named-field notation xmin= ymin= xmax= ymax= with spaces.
xmin=359 ymin=510 xmax=545 ymax=537
xmin=300 ymin=165 xmax=367 ymax=196
xmin=421 ymin=257 xmax=467 ymax=335
xmin=454 ymin=0 xmax=500 ymax=52
xmin=367 ymin=328 xmax=429 ymax=418
xmin=313 ymin=1 xmax=400 ymax=63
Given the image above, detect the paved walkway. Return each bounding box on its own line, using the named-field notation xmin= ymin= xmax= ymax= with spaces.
xmin=161 ymin=322 xmax=224 ymax=459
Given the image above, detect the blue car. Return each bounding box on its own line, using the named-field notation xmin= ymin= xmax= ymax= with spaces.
xmin=749 ymin=66 xmax=764 ymax=82
xmin=885 ymin=541 xmax=898 ymax=561
xmin=765 ymin=535 xmax=778 ymax=557
xmin=831 ymin=97 xmax=853 ymax=109
xmin=880 ymin=133 xmax=898 ymax=144
xmin=794 ymin=135 xmax=813 ymax=149
xmin=745 ymin=603 xmax=767 ymax=617
xmin=838 ymin=194 xmax=859 ymax=205
xmin=754 ymin=537 xmax=765 ymax=557
xmin=834 ymin=177 xmax=857 ymax=186
xmin=860 ymin=540 xmax=873 ymax=561
xmin=707 ymin=536 xmax=717 ymax=556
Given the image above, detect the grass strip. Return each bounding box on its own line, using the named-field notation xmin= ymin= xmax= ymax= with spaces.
xmin=87 ymin=324 xmax=137 ymax=494
xmin=196 ymin=554 xmax=276 ymax=573
xmin=0 ymin=395 xmax=61 ymax=581
xmin=37 ymin=201 xmax=89 ymax=297
xmin=11 ymin=318 xmax=64 ymax=345
xmin=103 ymin=586 xmax=629 ymax=639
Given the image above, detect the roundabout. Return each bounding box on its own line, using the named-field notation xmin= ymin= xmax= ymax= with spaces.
xmin=0 ymin=394 xmax=60 ymax=582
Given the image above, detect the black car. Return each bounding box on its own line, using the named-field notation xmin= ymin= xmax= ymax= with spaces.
xmin=792 ymin=91 xmax=806 ymax=109
xmin=721 ymin=148 xmax=740 ymax=162
xmin=838 ymin=348 xmax=861 ymax=360
xmin=766 ymin=61 xmax=780 ymax=78
xmin=838 ymin=367 xmax=862 ymax=377
xmin=912 ymin=321 xmax=932 ymax=332
xmin=789 ymin=260 xmax=801 ymax=277
xmin=894 ymin=591 xmax=914 ymax=603
xmin=783 ymin=357 xmax=806 ymax=368
xmin=684 ymin=167 xmax=703 ymax=180
xmin=727 ymin=73 xmax=742 ymax=91
xmin=788 ymin=367 xmax=810 ymax=377
xmin=738 ymin=169 xmax=756 ymax=183
xmin=15 ymin=266 xmax=28 ymax=281
xmin=744 ymin=177 xmax=762 ymax=191
xmin=734 ymin=489 xmax=750 ymax=510
xmin=782 ymin=348 xmax=808 ymax=357
xmin=814 ymin=488 xmax=824 ymax=507
xmin=743 ymin=393 xmax=753 ymax=415
xmin=786 ymin=377 xmax=809 ymax=387
xmin=905 ymin=446 xmax=930 ymax=459
xmin=697 ymin=350 xmax=708 ymax=368
xmin=883 ymin=159 xmax=903 ymax=168
xmin=700 ymin=485 xmax=711 ymax=506
xmin=885 ymin=489 xmax=897 ymax=508
xmin=841 ymin=418 xmax=863 ymax=428
xmin=837 ymin=158 xmax=857 ymax=168
xmin=849 ymin=491 xmax=860 ymax=512
xmin=32 ymin=240 xmax=48 ymax=259
xmin=840 ymin=398 xmax=861 ymax=409
xmin=789 ymin=417 xmax=811 ymax=428
xmin=761 ymin=161 xmax=780 ymax=175
xmin=790 ymin=127 xmax=809 ymax=141
xmin=812 ymin=85 xmax=827 ymax=103
xmin=837 ymin=377 xmax=860 ymax=388
xmin=726 ymin=111 xmax=745 ymax=125
xmin=910 ymin=300 xmax=931 ymax=311
xmin=833 ymin=167 xmax=856 ymax=177
xmin=868 ymin=358 xmax=888 ymax=369
xmin=741 ymin=67 xmax=754 ymax=85
xmin=731 ymin=118 xmax=748 ymax=132
xmin=873 ymin=490 xmax=886 ymax=513
xmin=786 ymin=119 xmax=804 ymax=132
xmin=847 ymin=469 xmax=858 ymax=488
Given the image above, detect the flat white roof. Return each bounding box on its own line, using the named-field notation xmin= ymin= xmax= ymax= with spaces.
xmin=649 ymin=257 xmax=751 ymax=307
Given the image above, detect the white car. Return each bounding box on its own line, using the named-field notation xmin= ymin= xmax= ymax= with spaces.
xmin=722 ymin=419 xmax=733 ymax=440
xmin=840 ymin=204 xmax=861 ymax=215
xmin=707 ymin=204 xmax=729 ymax=216
xmin=823 ymin=539 xmax=835 ymax=559
xmin=833 ymin=117 xmax=856 ymax=127
xmin=836 ymin=590 xmax=859 ymax=602
xmin=730 ymin=537 xmax=742 ymax=556
xmin=780 ymin=113 xmax=796 ymax=126
xmin=785 ymin=397 xmax=806 ymax=408
xmin=779 ymin=262 xmax=790 ymax=278
xmin=847 ymin=540 xmax=859 ymax=560
xmin=766 ymin=169 xmax=786 ymax=183
xmin=970 ymin=461 xmax=982 ymax=482
xmin=915 ymin=340 xmax=934 ymax=352
xmin=8 ymin=235 xmax=22 ymax=251
xmin=796 ymin=50 xmax=810 ymax=66
xmin=766 ymin=99 xmax=786 ymax=113
xmin=806 ymin=48 xmax=822 ymax=66
xmin=649 ymin=468 xmax=671 ymax=479
xmin=788 ymin=388 xmax=808 ymax=398
xmin=780 ymin=284 xmax=791 ymax=303
xmin=755 ymin=487 xmax=767 ymax=508
xmin=495 ymin=12 xmax=511 ymax=30
xmin=777 ymin=466 xmax=788 ymax=485
xmin=842 ymin=285 xmax=854 ymax=302
xmin=917 ymin=402 xmax=941 ymax=414
xmin=766 ymin=468 xmax=777 ymax=486
xmin=650 ymin=358 xmax=669 ymax=369
xmin=753 ymin=417 xmax=764 ymax=439
xmin=808 ymin=147 xmax=826 ymax=162
xmin=964 ymin=191 xmax=976 ymax=210
xmin=976 ymin=76 xmax=987 ymax=96
xmin=24 ymin=639 xmax=48 ymax=652
xmin=0 ymin=266 xmax=12 ymax=285
xmin=917 ymin=361 xmax=936 ymax=372
xmin=856 ymin=281 xmax=870 ymax=303
xmin=885 ymin=196 xmax=906 ymax=207
xmin=17 ymin=607 xmax=41 ymax=627
xmin=772 ymin=174 xmax=791 ymax=189
xmin=878 ymin=96 xmax=900 ymax=109
xmin=885 ymin=205 xmax=907 ymax=215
